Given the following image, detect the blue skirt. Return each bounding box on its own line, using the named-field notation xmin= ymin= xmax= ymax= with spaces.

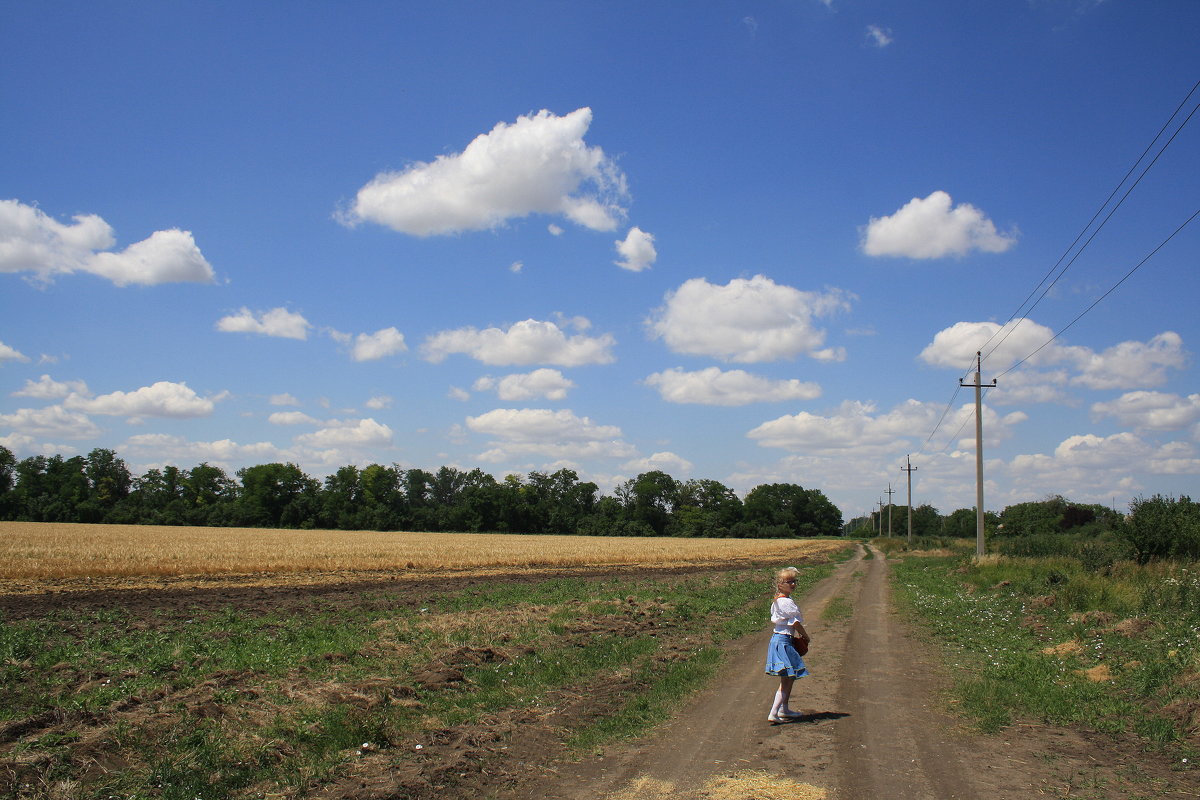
xmin=765 ymin=632 xmax=809 ymax=678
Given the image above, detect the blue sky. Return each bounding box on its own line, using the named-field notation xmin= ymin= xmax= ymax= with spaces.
xmin=2 ymin=0 xmax=1198 ymax=521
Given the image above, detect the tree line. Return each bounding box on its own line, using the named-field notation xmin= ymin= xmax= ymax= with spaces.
xmin=0 ymin=446 xmax=845 ymax=538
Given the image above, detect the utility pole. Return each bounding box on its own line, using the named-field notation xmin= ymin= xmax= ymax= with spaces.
xmin=902 ymin=455 xmax=918 ymax=543
xmin=960 ymin=351 xmax=997 ymax=557
xmin=885 ymin=483 xmax=895 ymax=537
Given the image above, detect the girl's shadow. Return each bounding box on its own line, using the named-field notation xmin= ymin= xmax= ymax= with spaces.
xmin=775 ymin=711 xmax=850 ymax=725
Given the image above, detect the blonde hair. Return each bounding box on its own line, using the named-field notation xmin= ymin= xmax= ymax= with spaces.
xmin=774 ymin=566 xmax=798 ymax=595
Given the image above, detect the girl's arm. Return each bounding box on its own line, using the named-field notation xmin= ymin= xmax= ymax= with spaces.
xmin=792 ymin=622 xmax=810 ymax=642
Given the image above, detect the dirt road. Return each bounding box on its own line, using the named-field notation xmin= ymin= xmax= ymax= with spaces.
xmin=516 ymin=545 xmax=1179 ymax=800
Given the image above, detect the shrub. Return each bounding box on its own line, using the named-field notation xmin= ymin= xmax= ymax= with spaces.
xmin=1124 ymin=495 xmax=1200 ymax=562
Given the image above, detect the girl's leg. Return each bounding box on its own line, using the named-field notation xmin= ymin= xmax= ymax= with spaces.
xmin=769 ymin=675 xmax=794 ymax=720
xmin=779 ymin=675 xmax=795 ymax=712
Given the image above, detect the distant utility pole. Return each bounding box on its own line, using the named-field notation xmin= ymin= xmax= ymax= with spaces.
xmin=885 ymin=483 xmax=895 ymax=537
xmin=960 ymin=352 xmax=997 ymax=557
xmin=902 ymin=455 xmax=918 ymax=543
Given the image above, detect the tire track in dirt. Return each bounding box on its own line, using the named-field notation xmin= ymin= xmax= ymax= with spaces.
xmin=833 ymin=544 xmax=980 ymax=799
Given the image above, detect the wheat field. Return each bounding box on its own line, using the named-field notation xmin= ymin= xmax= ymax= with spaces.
xmin=0 ymin=521 xmax=845 ymax=583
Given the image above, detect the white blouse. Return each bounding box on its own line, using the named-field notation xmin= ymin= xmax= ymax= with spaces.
xmin=771 ymin=596 xmax=804 ymax=634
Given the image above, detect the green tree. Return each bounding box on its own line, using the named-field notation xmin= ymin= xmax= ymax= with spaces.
xmin=0 ymin=445 xmax=16 ymax=518
xmin=236 ymin=462 xmax=320 ymax=528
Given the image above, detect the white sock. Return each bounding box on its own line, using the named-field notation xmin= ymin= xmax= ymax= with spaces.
xmin=769 ymin=688 xmax=784 ymax=718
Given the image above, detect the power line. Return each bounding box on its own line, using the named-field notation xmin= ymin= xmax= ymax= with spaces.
xmin=975 ymin=77 xmax=1200 ymax=371
xmin=995 ymin=208 xmax=1200 ymax=380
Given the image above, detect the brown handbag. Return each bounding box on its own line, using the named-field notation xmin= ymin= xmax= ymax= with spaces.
xmin=792 ymin=635 xmax=809 ymax=656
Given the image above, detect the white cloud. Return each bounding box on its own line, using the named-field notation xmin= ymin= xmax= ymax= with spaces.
xmin=342 ymin=108 xmax=628 ymax=236
xmin=0 ymin=405 xmax=101 ymax=440
xmin=13 ymin=374 xmax=89 ymax=399
xmin=448 ymin=387 xmax=471 ymax=402
xmin=423 ymin=318 xmax=615 ymax=366
xmin=216 ymin=307 xmax=312 ymax=340
xmin=269 ymin=393 xmax=300 ymax=406
xmin=86 ymin=229 xmax=215 ymax=287
xmin=123 ymin=433 xmax=286 ymax=467
xmin=1007 ymin=432 xmax=1200 ymax=498
xmin=64 ymin=381 xmax=218 ymax=420
xmin=648 ymin=275 xmax=851 ymax=363
xmin=350 ymin=327 xmax=408 ymax=362
xmin=866 ymin=25 xmax=893 ymax=47
xmin=509 ymin=260 xmax=523 ymax=274
xmin=1071 ymin=332 xmax=1186 ymax=390
xmin=548 ymin=224 xmax=564 ymax=236
xmin=921 ymin=321 xmax=1186 ymax=394
xmin=0 ymin=341 xmax=30 ymax=365
xmin=295 ymin=418 xmax=394 ymax=449
xmin=748 ymin=400 xmax=941 ymax=455
xmin=615 ymin=226 xmax=657 ymax=271
xmin=861 ymin=191 xmax=1017 ymax=259
xmin=0 ymin=199 xmax=214 ymax=285
xmin=473 ymin=368 xmax=576 ymax=401
xmin=622 ymin=451 xmax=693 ymax=475
xmin=466 ymin=407 xmax=634 ymax=462
xmin=365 ymin=395 xmax=393 ymax=410
xmin=268 ymin=411 xmax=320 ymax=426
xmin=645 ymin=367 xmax=821 ymax=406
xmin=1092 ymin=391 xmax=1200 ymax=432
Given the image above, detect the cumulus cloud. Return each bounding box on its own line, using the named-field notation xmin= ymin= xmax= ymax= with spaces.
xmin=648 ymin=275 xmax=851 ymax=363
xmin=622 ymin=451 xmax=694 ymax=475
xmin=0 ymin=341 xmax=30 ymax=365
xmin=365 ymin=395 xmax=393 ymax=410
xmin=216 ymin=307 xmax=312 ymax=340
xmin=342 ymin=108 xmax=628 ymax=236
xmin=123 ymin=433 xmax=286 ymax=466
xmin=645 ymin=367 xmax=821 ymax=406
xmin=269 ymin=393 xmax=300 ymax=406
xmin=866 ymin=25 xmax=893 ymax=47
xmin=921 ymin=321 xmax=1187 ymax=394
xmin=466 ymin=408 xmax=634 ymax=462
xmin=64 ymin=381 xmax=218 ymax=420
xmin=423 ymin=318 xmax=615 ymax=366
xmin=295 ymin=418 xmax=394 ymax=449
xmin=473 ymin=368 xmax=576 ymax=401
xmin=13 ymin=374 xmax=89 ymax=399
xmin=1071 ymin=332 xmax=1186 ymax=390
xmin=268 ymin=411 xmax=320 ymax=426
xmin=0 ymin=405 xmax=101 ymax=440
xmin=0 ymin=199 xmax=214 ymax=285
xmin=1007 ymin=432 xmax=1200 ymax=497
xmin=747 ymin=398 xmax=1025 ymax=457
xmin=747 ymin=400 xmax=941 ymax=454
xmin=861 ymin=191 xmax=1016 ymax=259
xmin=350 ymin=327 xmax=407 ymax=362
xmin=1092 ymin=391 xmax=1200 ymax=432
xmin=614 ymin=226 xmax=657 ymax=271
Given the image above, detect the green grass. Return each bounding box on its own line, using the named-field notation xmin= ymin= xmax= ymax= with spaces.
xmin=891 ymin=552 xmax=1200 ymax=765
xmin=821 ymin=594 xmax=854 ymax=623
xmin=0 ymin=554 xmax=850 ymax=799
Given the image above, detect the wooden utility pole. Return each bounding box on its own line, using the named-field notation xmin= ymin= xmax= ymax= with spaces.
xmin=960 ymin=352 xmax=997 ymax=556
xmin=885 ymin=483 xmax=895 ymax=537
xmin=902 ymin=455 xmax=918 ymax=542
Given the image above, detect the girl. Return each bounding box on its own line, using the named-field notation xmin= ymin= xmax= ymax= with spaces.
xmin=765 ymin=566 xmax=810 ymax=723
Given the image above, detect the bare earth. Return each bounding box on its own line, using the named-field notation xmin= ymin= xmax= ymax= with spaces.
xmin=498 ymin=545 xmax=1191 ymax=800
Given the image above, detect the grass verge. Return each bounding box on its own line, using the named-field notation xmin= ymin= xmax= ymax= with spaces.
xmin=890 ymin=552 xmax=1199 ymax=769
